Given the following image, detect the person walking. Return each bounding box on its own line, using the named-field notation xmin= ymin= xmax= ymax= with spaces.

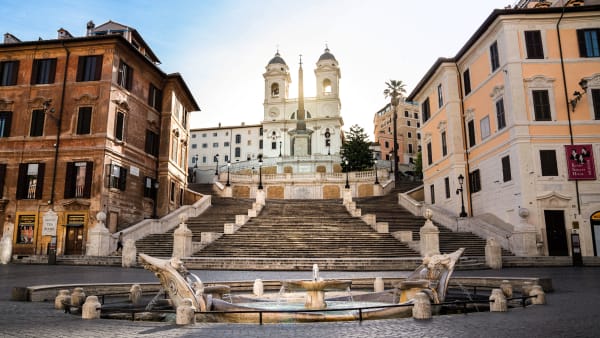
xmin=117 ymin=232 xmax=123 ymax=253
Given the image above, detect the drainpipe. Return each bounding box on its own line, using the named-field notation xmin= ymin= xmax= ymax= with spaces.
xmin=455 ymin=62 xmax=473 ymax=217
xmin=557 ymin=6 xmax=581 ymax=215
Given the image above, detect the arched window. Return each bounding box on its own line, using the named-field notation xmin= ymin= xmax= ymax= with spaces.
xmin=271 ymin=83 xmax=280 ymax=97
xmin=322 ymin=79 xmax=332 ymax=95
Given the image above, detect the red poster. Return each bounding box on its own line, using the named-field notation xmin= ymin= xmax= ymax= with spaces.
xmin=565 ymin=145 xmax=596 ymax=180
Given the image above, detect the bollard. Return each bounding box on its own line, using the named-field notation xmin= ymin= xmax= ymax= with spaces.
xmin=500 ymin=280 xmax=513 ymax=298
xmin=82 ymin=296 xmax=101 ymax=319
xmin=54 ymin=290 xmax=70 ymax=310
xmin=521 ymin=281 xmax=533 ymax=298
xmin=253 ymin=279 xmax=264 ymax=297
xmin=176 ymin=298 xmax=196 ymax=325
xmin=70 ymin=287 xmax=86 ymax=313
xmin=374 ymin=277 xmax=384 ymax=293
xmin=412 ymin=292 xmax=432 ymax=320
xmin=530 ymin=285 xmax=546 ymax=305
xmin=129 ymin=284 xmax=142 ymax=305
xmin=489 ymin=288 xmax=507 ymax=312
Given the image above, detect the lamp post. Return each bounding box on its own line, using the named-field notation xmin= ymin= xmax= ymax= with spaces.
xmin=456 ymin=174 xmax=467 ymax=217
xmin=214 ymin=154 xmax=219 ymax=175
xmin=279 ymin=141 xmax=282 ymax=157
xmin=374 ymin=160 xmax=379 ymax=185
xmin=258 ymin=156 xmax=263 ymax=190
xmin=226 ymin=162 xmax=231 ymax=186
xmin=344 ymin=160 xmax=350 ymax=189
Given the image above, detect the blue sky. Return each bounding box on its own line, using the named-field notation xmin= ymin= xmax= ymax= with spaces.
xmin=2 ymin=0 xmax=513 ymax=138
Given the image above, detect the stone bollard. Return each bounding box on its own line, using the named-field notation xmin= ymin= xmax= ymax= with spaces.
xmin=419 ymin=209 xmax=439 ymax=256
xmin=129 ymin=284 xmax=142 ymax=305
xmin=176 ymin=298 xmax=196 ymax=325
xmin=0 ymin=235 xmax=12 ymax=264
xmin=122 ymin=239 xmax=137 ymax=268
xmin=54 ymin=289 xmax=71 ymax=310
xmin=489 ymin=288 xmax=507 ymax=312
xmin=485 ymin=237 xmax=502 ymax=269
xmin=82 ymin=296 xmax=101 ymax=319
xmin=530 ymin=285 xmax=546 ymax=305
xmin=521 ymin=281 xmax=533 ymax=298
xmin=500 ymin=280 xmax=513 ymax=298
xmin=71 ymin=287 xmax=86 ymax=312
xmin=374 ymin=277 xmax=384 ymax=293
xmin=253 ymin=279 xmax=264 ymax=296
xmin=412 ymin=292 xmax=432 ymax=320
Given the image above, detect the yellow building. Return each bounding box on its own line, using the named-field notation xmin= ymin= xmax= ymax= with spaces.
xmin=408 ymin=3 xmax=600 ymax=257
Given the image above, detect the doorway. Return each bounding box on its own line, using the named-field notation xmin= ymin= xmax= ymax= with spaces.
xmin=64 ymin=226 xmax=84 ymax=255
xmin=591 ymin=211 xmax=600 ymax=257
xmin=544 ymin=210 xmax=569 ymax=256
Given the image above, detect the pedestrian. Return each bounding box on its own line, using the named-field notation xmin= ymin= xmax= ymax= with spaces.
xmin=117 ymin=232 xmax=123 ymax=252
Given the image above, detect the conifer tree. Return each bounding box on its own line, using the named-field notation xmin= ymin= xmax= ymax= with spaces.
xmin=341 ymin=125 xmax=373 ymax=172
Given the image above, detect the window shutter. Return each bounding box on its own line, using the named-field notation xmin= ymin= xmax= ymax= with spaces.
xmin=30 ymin=60 xmax=39 ymax=85
xmin=83 ymin=161 xmax=93 ymax=198
xmin=64 ymin=162 xmax=75 ymax=198
xmin=48 ymin=59 xmax=56 ymax=84
xmin=76 ymin=56 xmax=85 ymax=82
xmin=126 ymin=66 xmax=133 ymax=90
xmin=16 ymin=163 xmax=28 ymax=199
xmin=10 ymin=61 xmax=19 ymax=85
xmin=576 ymin=30 xmax=586 ymax=57
xmin=118 ymin=167 xmax=127 ymax=191
xmin=94 ymin=55 xmax=103 ymax=81
xmin=35 ymin=163 xmax=45 ymax=199
xmin=1 ymin=111 xmax=11 ymax=137
xmin=0 ymin=164 xmax=6 ymax=198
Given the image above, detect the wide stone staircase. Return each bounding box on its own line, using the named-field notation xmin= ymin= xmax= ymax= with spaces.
xmin=355 ymin=187 xmax=513 ymax=257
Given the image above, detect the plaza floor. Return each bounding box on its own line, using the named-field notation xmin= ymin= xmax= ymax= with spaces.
xmin=0 ymin=264 xmax=599 ymax=337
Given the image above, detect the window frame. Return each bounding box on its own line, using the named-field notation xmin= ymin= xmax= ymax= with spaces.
xmin=421 ymin=98 xmax=431 ymax=123
xmin=532 ymin=90 xmax=552 ymax=121
xmin=501 ymin=155 xmax=512 ymax=182
xmin=108 ymin=164 xmax=127 ymax=191
xmin=31 ymin=58 xmax=57 ymax=85
xmin=426 ymin=142 xmax=433 ymax=166
xmin=115 ymin=111 xmax=125 ymax=142
xmin=463 ymin=69 xmax=471 ymax=95
xmin=495 ymin=97 xmax=506 ymax=130
xmin=469 ymin=169 xmax=481 ymax=193
xmin=444 ymin=177 xmax=450 ymax=199
xmin=30 ymin=109 xmax=45 ymax=137
xmin=64 ymin=161 xmax=93 ymax=198
xmin=467 ymin=120 xmax=476 ymax=148
xmin=540 ymin=150 xmax=559 ymax=176
xmin=76 ymin=107 xmax=92 ymax=135
xmin=437 ymin=84 xmax=444 ymax=108
xmin=16 ymin=163 xmax=45 ymax=200
xmin=430 ymin=184 xmax=435 ymax=204
xmin=441 ymin=131 xmax=447 ymax=157
xmin=480 ymin=116 xmax=490 ymax=140
xmin=76 ymin=55 xmax=103 ymax=82
xmin=490 ymin=41 xmax=500 ymax=72
xmin=577 ymin=28 xmax=600 ymax=58
xmin=524 ymin=30 xmax=544 ymax=59
xmin=0 ymin=60 xmax=19 ymax=86
xmin=0 ymin=111 xmax=12 ymax=137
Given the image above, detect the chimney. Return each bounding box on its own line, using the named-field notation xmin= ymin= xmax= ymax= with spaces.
xmin=86 ymin=20 xmax=95 ymax=36
xmin=57 ymin=28 xmax=73 ymax=40
xmin=3 ymin=33 xmax=21 ymax=44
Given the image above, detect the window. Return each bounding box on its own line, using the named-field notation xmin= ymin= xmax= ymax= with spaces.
xmin=463 ymin=69 xmax=471 ymax=95
xmin=0 ymin=164 xmax=5 ymax=198
xmin=16 ymin=163 xmax=45 ymax=199
xmin=224 ymin=141 xmax=230 ymax=147
xmin=0 ymin=60 xmax=19 ymax=86
xmin=496 ymin=98 xmax=506 ymax=130
xmin=213 ymin=132 xmax=218 ymax=137
xmin=171 ymin=135 xmax=178 ymax=162
xmin=441 ymin=131 xmax=447 ymax=156
xmin=469 ymin=169 xmax=481 ymax=193
xmin=115 ymin=111 xmax=125 ymax=141
xmin=501 ymin=156 xmax=512 ymax=182
xmin=109 ymin=164 xmax=127 ymax=190
xmin=191 ymin=134 xmax=196 ymax=139
xmin=213 ymin=142 xmax=219 ymax=148
xmin=191 ymin=144 xmax=197 ymax=149
xmin=64 ymin=161 xmax=93 ymax=198
xmin=540 ymin=150 xmax=558 ymax=176
xmin=235 ymin=147 xmax=241 ymax=157
xmin=414 ymin=113 xmax=418 ymax=119
xmin=426 ymin=142 xmax=432 ymax=165
xmin=224 ymin=155 xmax=229 ymax=162
xmin=259 ymin=128 xmax=262 ymax=136
xmin=422 ymin=98 xmax=431 ymax=123
xmin=404 ymin=111 xmax=409 ymax=117
xmin=577 ymin=29 xmax=600 ymax=57
xmin=148 ymin=84 xmax=162 ymax=111
xmin=0 ymin=111 xmax=12 ymax=137
xmin=31 ymin=58 xmax=57 ymax=85
xmin=407 ymin=121 xmax=411 ymax=126
xmin=76 ymin=107 xmax=92 ymax=135
xmin=202 ymin=156 xmax=207 ymax=163
xmin=408 ymin=144 xmax=413 ymax=154
xmin=117 ymin=61 xmax=133 ymax=90
xmin=468 ymin=120 xmax=476 ymax=147
xmin=480 ymin=116 xmax=490 ymax=140
xmin=16 ymin=215 xmax=35 ymax=244
xmin=247 ymin=140 xmax=252 ymax=146
xmin=202 ymin=143 xmax=208 ymax=149
xmin=532 ymin=90 xmax=551 ymax=121
xmin=179 ymin=188 xmax=184 ymax=206
xmin=384 ymin=141 xmax=389 ymax=148
xmin=235 ymin=134 xmax=241 ymax=144
xmin=30 ymin=109 xmax=45 ymax=137
xmin=592 ymin=88 xmax=600 ymax=120
xmin=170 ymin=181 xmax=176 ymax=202
xmin=417 ymin=133 xmax=421 ymax=140
xmin=143 ymin=177 xmax=157 ymax=199
xmin=444 ymin=177 xmax=450 ymax=199
xmin=525 ymin=30 xmax=544 ymax=59
xmin=76 ymin=55 xmax=103 ymax=82
xmin=408 ymin=132 xmax=412 ymax=138
xmin=437 ymin=84 xmax=444 ymax=108
xmin=145 ymin=130 xmax=159 ymax=156
xmin=271 ymin=142 xmax=276 ymax=150
xmin=430 ymin=185 xmax=435 ymax=204
xmin=202 ymin=133 xmax=207 ymax=137
xmin=490 ymin=41 xmax=500 ymax=71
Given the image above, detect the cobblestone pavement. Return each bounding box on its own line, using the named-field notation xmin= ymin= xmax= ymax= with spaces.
xmin=0 ymin=264 xmax=599 ymax=337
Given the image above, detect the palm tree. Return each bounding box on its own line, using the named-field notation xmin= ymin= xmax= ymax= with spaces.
xmin=383 ymin=80 xmax=406 ymax=181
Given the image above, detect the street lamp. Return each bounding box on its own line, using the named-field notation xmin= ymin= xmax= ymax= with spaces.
xmin=374 ymin=160 xmax=379 ymax=185
xmin=226 ymin=162 xmax=231 ymax=186
xmin=193 ymin=154 xmax=198 ymax=168
xmin=344 ymin=160 xmax=350 ymax=189
xmin=214 ymin=154 xmax=219 ymax=175
xmin=456 ymin=174 xmax=467 ymax=217
xmin=279 ymin=141 xmax=282 ymax=157
xmin=258 ymin=156 xmax=263 ymax=190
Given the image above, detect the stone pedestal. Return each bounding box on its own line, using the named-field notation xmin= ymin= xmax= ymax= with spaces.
xmin=122 ymin=239 xmax=137 ymax=268
xmin=86 ymin=212 xmax=110 ymax=256
xmin=305 ymin=290 xmax=327 ymax=310
xmin=530 ymin=285 xmax=546 ymax=305
xmin=256 ymin=189 xmax=266 ymax=206
xmin=173 ymin=221 xmax=193 ymax=258
xmin=419 ymin=209 xmax=439 ymax=257
xmin=500 ymin=280 xmax=513 ymax=298
xmin=82 ymin=296 xmax=101 ymax=319
xmin=0 ymin=236 xmax=12 ymax=264
xmin=374 ymin=277 xmax=384 ymax=293
xmin=342 ymin=188 xmax=352 ymax=205
xmin=176 ymin=298 xmax=196 ymax=325
xmin=70 ymin=287 xmax=86 ymax=313
xmin=129 ymin=284 xmax=142 ymax=305
xmin=253 ymin=279 xmax=264 ymax=296
xmin=485 ymin=237 xmax=502 ymax=269
xmin=54 ymin=289 xmax=70 ymax=310
xmin=510 ymin=208 xmax=538 ymax=256
xmin=489 ymin=289 xmax=507 ymax=312
xmin=412 ymin=292 xmax=432 ymax=320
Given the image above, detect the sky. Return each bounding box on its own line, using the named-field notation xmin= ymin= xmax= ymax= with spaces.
xmin=2 ymin=0 xmax=514 ymax=139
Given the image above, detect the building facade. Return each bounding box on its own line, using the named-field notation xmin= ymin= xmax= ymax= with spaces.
xmin=0 ymin=21 xmax=199 ymax=255
xmin=408 ymin=3 xmax=600 ymax=257
xmin=373 ymin=101 xmax=420 ymax=166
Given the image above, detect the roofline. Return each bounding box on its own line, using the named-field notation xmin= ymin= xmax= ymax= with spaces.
xmin=407 ymin=5 xmax=600 ymax=101
xmin=167 ymin=73 xmax=201 ymax=111
xmin=190 ymin=123 xmax=262 ymax=132
xmin=93 ymin=20 xmax=160 ymax=63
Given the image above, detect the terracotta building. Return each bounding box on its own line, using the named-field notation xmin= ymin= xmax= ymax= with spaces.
xmin=408 ymin=2 xmax=600 ymax=257
xmin=0 ymin=21 xmax=199 ymax=255
xmin=373 ymin=101 xmax=420 ymax=167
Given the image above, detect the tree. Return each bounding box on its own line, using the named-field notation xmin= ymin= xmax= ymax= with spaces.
xmin=414 ymin=151 xmax=423 ymax=180
xmin=383 ymin=80 xmax=407 ymax=181
xmin=341 ymin=125 xmax=373 ymax=171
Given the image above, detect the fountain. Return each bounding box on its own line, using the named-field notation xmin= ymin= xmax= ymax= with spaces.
xmin=138 ymin=248 xmax=467 ymax=323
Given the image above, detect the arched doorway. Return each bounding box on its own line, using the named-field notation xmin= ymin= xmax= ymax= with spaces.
xmin=591 ymin=211 xmax=600 ymax=257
